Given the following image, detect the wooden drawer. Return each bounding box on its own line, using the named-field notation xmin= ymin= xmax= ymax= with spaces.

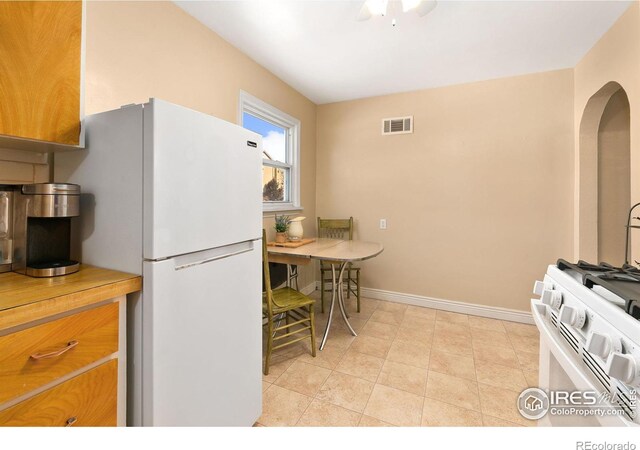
xmin=0 ymin=302 xmax=119 ymax=404
xmin=0 ymin=359 xmax=117 ymax=426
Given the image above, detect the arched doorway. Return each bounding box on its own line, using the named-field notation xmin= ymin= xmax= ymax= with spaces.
xmin=578 ymin=82 xmax=631 ymax=264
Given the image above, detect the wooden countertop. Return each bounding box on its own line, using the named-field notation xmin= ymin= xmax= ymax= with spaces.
xmin=0 ymin=265 xmax=141 ymax=331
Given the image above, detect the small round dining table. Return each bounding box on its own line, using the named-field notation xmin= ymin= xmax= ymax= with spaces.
xmin=267 ymin=238 xmax=384 ymax=350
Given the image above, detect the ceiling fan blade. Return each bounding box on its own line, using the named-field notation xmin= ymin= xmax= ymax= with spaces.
xmin=415 ymin=0 xmax=437 ymax=17
xmin=357 ymin=3 xmax=372 ymax=21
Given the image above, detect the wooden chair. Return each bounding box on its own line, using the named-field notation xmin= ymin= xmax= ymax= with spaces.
xmin=262 ymin=230 xmax=316 ymax=375
xmin=317 ymin=217 xmax=361 ymax=314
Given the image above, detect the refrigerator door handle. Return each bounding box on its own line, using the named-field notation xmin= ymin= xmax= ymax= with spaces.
xmin=174 ymin=247 xmax=254 ymax=271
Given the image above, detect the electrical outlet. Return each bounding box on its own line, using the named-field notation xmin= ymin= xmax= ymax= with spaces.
xmin=379 ymin=219 xmax=387 ymax=230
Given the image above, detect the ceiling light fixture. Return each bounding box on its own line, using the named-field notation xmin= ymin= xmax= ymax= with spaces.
xmin=357 ymin=0 xmax=437 ymax=22
xmin=368 ymin=0 xmax=389 ymax=16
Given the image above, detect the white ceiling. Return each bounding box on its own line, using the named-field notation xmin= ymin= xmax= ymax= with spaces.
xmin=175 ymin=0 xmax=632 ymax=104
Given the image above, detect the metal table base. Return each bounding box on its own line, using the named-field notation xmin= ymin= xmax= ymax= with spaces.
xmin=320 ymin=261 xmax=357 ymax=350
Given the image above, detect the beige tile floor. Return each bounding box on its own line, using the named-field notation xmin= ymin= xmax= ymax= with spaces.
xmin=259 ymin=294 xmax=540 ymax=427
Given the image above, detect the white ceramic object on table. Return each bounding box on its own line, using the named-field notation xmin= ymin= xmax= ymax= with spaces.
xmin=288 ymin=216 xmax=305 ymax=241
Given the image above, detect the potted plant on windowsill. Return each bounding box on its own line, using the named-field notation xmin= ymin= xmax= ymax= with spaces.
xmin=274 ymin=215 xmax=291 ymax=243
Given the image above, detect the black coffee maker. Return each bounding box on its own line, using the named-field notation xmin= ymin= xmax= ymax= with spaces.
xmin=13 ymin=183 xmax=81 ymax=277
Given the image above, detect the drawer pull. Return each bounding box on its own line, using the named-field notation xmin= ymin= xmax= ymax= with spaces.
xmin=65 ymin=416 xmax=78 ymax=427
xmin=30 ymin=340 xmax=79 ymax=360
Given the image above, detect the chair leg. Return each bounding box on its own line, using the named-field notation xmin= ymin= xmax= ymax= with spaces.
xmin=347 ymin=268 xmax=351 ymax=299
xmin=309 ymin=305 xmax=317 ymax=357
xmin=285 ymin=311 xmax=290 ymax=326
xmin=356 ymin=269 xmax=361 ymax=313
xmin=264 ymin=319 xmax=273 ymax=376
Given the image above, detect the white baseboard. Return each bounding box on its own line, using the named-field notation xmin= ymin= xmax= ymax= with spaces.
xmin=361 ymin=287 xmax=534 ymax=324
xmin=314 ymin=282 xmax=533 ymax=324
xmin=300 ymin=282 xmax=317 ymax=296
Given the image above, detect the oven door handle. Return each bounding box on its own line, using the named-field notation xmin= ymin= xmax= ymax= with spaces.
xmin=531 ymin=299 xmax=560 ymax=343
xmin=531 ymin=299 xmax=552 ymax=332
xmin=531 ymin=297 xmax=583 ymax=383
xmin=531 ymin=298 xmax=581 ymax=366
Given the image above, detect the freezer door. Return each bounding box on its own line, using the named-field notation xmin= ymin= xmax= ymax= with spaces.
xmin=141 ymin=240 xmax=262 ymax=426
xmin=144 ymin=98 xmax=262 ymax=260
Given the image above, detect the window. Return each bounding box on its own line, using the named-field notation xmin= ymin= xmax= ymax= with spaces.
xmin=239 ymin=91 xmax=301 ymax=212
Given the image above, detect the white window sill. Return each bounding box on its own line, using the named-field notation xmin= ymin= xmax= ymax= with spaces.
xmin=263 ymin=203 xmax=303 ymax=214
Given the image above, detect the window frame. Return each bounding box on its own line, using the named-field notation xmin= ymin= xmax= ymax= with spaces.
xmin=239 ymin=91 xmax=301 ymax=212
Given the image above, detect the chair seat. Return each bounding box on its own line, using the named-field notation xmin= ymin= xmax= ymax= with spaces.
xmin=263 ymin=287 xmax=314 ymax=313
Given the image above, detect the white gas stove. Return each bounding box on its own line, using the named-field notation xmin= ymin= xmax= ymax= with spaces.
xmin=531 ymin=260 xmax=640 ymax=426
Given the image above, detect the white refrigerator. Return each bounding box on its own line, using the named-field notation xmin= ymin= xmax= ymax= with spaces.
xmin=55 ymin=99 xmax=263 ymax=426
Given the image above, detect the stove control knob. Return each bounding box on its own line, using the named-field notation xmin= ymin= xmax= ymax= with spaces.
xmin=558 ymin=305 xmax=586 ymax=328
xmin=541 ymin=289 xmax=562 ymax=310
xmin=585 ymin=332 xmax=620 ymax=359
xmin=533 ymin=281 xmax=553 ymax=296
xmin=605 ymin=353 xmax=640 ymax=385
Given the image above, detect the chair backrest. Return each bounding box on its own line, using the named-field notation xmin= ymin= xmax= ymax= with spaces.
xmin=262 ymin=229 xmax=274 ymax=317
xmin=317 ymin=217 xmax=354 ymax=240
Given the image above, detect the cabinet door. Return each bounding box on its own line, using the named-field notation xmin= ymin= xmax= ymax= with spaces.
xmin=0 ymin=1 xmax=82 ymax=145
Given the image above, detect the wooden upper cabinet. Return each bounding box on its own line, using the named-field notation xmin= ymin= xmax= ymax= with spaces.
xmin=0 ymin=1 xmax=82 ymax=146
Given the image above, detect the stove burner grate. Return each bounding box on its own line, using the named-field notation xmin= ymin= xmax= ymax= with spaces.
xmin=557 ymin=259 xmax=640 ymax=320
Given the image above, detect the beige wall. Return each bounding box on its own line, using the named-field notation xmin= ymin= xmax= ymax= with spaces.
xmin=597 ymin=89 xmax=630 ymax=265
xmin=316 ymin=69 xmax=575 ymax=311
xmin=574 ymin=2 xmax=640 ymax=262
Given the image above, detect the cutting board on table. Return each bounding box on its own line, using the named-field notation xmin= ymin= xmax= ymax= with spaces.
xmin=267 ymin=238 xmax=316 ymax=248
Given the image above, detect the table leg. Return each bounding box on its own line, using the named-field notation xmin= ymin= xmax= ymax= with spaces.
xmin=319 ymin=263 xmax=338 ymax=351
xmin=286 ymin=264 xmax=291 ymax=287
xmin=336 ymin=261 xmax=357 ymax=337
xmin=286 ymin=264 xmax=299 ymax=290
xmin=341 ymin=271 xmax=350 ymax=320
xmin=273 ymin=313 xmax=285 ymax=338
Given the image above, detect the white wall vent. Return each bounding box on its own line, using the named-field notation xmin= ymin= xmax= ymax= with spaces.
xmin=382 ymin=116 xmax=413 ymax=135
